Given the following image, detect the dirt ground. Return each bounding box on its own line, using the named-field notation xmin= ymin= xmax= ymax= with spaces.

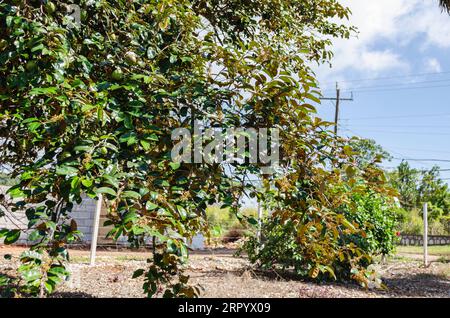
xmin=0 ymin=246 xmax=449 ymax=298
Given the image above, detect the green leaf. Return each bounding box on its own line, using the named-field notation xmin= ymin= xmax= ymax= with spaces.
xmin=74 ymin=145 xmax=92 ymax=152
xmin=145 ymin=201 xmax=158 ymax=211
xmin=6 ymin=186 xmax=25 ymax=199
xmin=81 ymin=178 xmax=93 ymax=187
xmin=48 ymin=266 xmax=68 ymax=276
xmin=44 ymin=281 xmax=55 ymax=293
xmin=20 ymin=267 xmax=41 ymax=283
xmin=140 ymin=140 xmax=151 ymax=151
xmin=20 ymin=250 xmax=43 ymax=261
xmin=4 ymin=230 xmax=21 ymax=245
xmin=147 ymin=133 xmax=159 ymax=141
xmin=169 ymin=162 xmax=181 ymax=170
xmin=6 ymin=16 xmax=13 ymax=27
xmin=123 ymin=211 xmax=137 ymax=223
xmin=122 ymin=191 xmax=141 ymax=200
xmin=124 ymin=116 xmax=133 ymax=129
xmin=56 ymin=166 xmax=78 ymax=176
xmin=341 ymin=218 xmax=356 ymax=231
xmin=29 ymin=87 xmax=58 ymax=96
xmin=71 ymin=176 xmax=81 ymax=189
xmin=247 ymin=217 xmax=259 ymax=226
xmin=132 ymin=269 xmax=145 ymax=279
xmin=27 ymin=122 xmax=41 ymax=132
xmin=31 ymin=43 xmax=45 ymax=52
xmin=0 ymin=229 xmax=9 ymax=238
xmin=96 ymin=187 xmax=117 ymax=197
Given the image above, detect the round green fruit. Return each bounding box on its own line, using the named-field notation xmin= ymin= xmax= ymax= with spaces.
xmin=25 ymin=61 xmax=38 ymax=71
xmin=125 ymin=51 xmax=138 ymax=65
xmin=61 ymin=152 xmax=72 ymax=159
xmin=100 ymin=147 xmax=108 ymax=155
xmin=80 ymin=10 xmax=87 ymax=21
xmin=111 ymin=68 xmax=123 ymax=81
xmin=45 ymin=2 xmax=56 ymax=14
xmin=0 ymin=39 xmax=7 ymax=50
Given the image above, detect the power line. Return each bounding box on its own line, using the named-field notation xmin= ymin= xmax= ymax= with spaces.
xmin=342 ymin=128 xmax=445 ymax=167
xmin=379 ymin=146 xmax=450 ymax=155
xmin=340 ymin=83 xmax=450 ymax=94
xmin=341 ymin=128 xmax=450 ymax=136
xmin=392 ymin=158 xmax=450 ymax=163
xmin=382 ymin=167 xmax=450 ymax=172
xmin=320 ymin=70 xmax=450 ymax=85
xmin=322 ymin=78 xmax=450 ymax=93
xmin=341 ymin=113 xmax=450 ymax=121
xmin=341 ymin=124 xmax=450 ymax=128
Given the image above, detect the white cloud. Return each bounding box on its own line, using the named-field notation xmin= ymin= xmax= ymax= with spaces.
xmin=424 ymin=58 xmax=442 ymax=72
xmin=406 ymin=7 xmax=450 ymax=49
xmin=316 ymin=0 xmax=450 ymax=85
xmin=359 ymin=50 xmax=408 ymax=72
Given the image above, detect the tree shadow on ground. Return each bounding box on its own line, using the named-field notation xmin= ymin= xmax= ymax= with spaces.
xmin=50 ymin=291 xmax=95 ymax=298
xmin=381 ymin=273 xmax=450 ymax=297
xmin=198 ymin=264 xmax=449 ymax=298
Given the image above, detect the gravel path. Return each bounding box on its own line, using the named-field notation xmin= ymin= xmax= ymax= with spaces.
xmin=0 ymin=246 xmax=448 ymax=298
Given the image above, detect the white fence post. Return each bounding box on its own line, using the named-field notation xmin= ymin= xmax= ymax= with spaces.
xmin=257 ymin=201 xmax=262 ymax=243
xmin=423 ymin=202 xmax=428 ymax=267
xmin=89 ymin=194 xmax=102 ymax=266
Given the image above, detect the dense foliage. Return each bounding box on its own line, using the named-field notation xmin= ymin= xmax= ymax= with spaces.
xmin=341 ymin=191 xmax=398 ymax=256
xmin=390 ymin=162 xmax=450 ymax=235
xmin=1 ymin=0 xmax=395 ymax=297
xmin=242 ymin=138 xmax=397 ymax=284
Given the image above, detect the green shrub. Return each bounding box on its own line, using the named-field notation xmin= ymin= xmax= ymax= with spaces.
xmin=342 ymin=192 xmax=398 ymax=256
xmin=241 ymin=190 xmax=398 ymax=282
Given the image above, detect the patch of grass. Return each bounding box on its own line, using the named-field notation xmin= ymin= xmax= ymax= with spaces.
xmin=436 ymin=256 xmax=449 ymax=264
xmin=389 ymin=255 xmax=416 ymax=262
xmin=115 ymin=255 xmax=147 ymax=262
xmin=68 ymin=255 xmax=148 ymax=264
xmin=69 ymin=256 xmax=89 ymax=264
xmin=396 ymin=245 xmax=450 ymax=256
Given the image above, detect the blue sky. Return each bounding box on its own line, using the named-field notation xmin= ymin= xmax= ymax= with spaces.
xmin=315 ymin=0 xmax=450 ymax=179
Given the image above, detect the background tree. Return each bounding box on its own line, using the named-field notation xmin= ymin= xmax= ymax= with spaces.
xmin=389 ymin=162 xmax=450 ymax=235
xmin=389 ymin=162 xmax=450 ymax=214
xmin=348 ymin=138 xmax=392 ymax=169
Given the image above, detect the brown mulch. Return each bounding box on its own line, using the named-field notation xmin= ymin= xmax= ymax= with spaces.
xmin=0 ymin=246 xmax=448 ymax=298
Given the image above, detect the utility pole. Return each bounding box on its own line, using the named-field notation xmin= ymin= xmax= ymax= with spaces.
xmin=334 ymin=84 xmax=340 ymax=134
xmin=320 ymin=82 xmax=353 ymax=135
